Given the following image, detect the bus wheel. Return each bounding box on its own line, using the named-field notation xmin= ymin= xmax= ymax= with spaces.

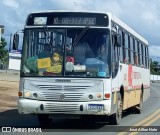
xmin=37 ymin=114 xmax=52 ymax=126
xmin=109 ymin=95 xmax=123 ymax=125
xmin=135 ymin=93 xmax=143 ymax=114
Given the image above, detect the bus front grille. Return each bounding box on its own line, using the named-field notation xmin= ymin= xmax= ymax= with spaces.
xmin=44 ymin=103 xmax=79 ymax=113
xmin=29 ymin=80 xmax=103 ymax=101
xmin=41 ymin=92 xmax=84 ymax=101
xmin=37 ymin=85 xmax=90 ymax=91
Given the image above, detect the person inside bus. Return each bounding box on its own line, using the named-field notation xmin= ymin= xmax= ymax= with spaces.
xmin=73 ymin=38 xmax=94 ymax=64
xmin=97 ymin=43 xmax=106 ymax=61
xmin=96 ymin=39 xmax=109 ymax=77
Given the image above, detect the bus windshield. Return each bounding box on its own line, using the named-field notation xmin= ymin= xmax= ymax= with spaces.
xmin=21 ymin=28 xmax=111 ymax=78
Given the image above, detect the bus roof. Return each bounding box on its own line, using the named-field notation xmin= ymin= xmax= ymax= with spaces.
xmin=29 ymin=10 xmax=108 ymax=14
xmin=27 ymin=10 xmax=148 ymax=45
xmin=109 ymin=13 xmax=148 ymax=45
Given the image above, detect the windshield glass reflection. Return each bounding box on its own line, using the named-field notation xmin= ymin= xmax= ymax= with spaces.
xmin=21 ymin=28 xmax=111 ymax=78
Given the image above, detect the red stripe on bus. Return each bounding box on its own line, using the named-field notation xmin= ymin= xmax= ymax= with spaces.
xmin=111 ymin=84 xmax=150 ymax=91
xmin=128 ymin=65 xmax=132 ymax=86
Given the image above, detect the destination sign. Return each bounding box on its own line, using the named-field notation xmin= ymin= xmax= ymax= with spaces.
xmin=53 ymin=17 xmax=96 ymax=25
xmin=26 ymin=12 xmax=109 ymax=26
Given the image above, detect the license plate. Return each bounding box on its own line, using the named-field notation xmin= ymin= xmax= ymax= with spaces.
xmin=88 ymin=104 xmax=103 ymax=110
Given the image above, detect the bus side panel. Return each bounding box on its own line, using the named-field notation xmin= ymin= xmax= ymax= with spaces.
xmin=103 ymin=79 xmax=113 ymax=115
xmin=123 ymin=90 xmax=141 ymax=110
xmin=110 ymin=66 xmax=120 ymax=115
xmin=110 ymin=91 xmax=121 ymax=115
xmin=119 ymin=63 xmax=150 ymax=110
xmin=143 ymin=84 xmax=150 ymax=102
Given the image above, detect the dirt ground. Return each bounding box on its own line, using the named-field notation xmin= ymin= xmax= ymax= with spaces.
xmin=0 ymin=80 xmax=19 ymax=112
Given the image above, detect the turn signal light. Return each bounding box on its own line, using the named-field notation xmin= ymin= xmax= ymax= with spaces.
xmin=105 ymin=93 xmax=110 ymax=98
xmin=18 ymin=92 xmax=22 ymax=97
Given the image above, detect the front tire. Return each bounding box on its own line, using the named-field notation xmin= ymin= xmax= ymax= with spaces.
xmin=109 ymin=95 xmax=123 ymax=125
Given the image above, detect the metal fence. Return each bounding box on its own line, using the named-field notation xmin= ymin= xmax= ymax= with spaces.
xmin=150 ymin=74 xmax=160 ymax=81
xmin=0 ymin=63 xmax=7 ymax=70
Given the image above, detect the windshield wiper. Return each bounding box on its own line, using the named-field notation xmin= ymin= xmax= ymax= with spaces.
xmin=43 ymin=25 xmax=54 ymax=48
xmin=73 ymin=26 xmax=89 ymax=47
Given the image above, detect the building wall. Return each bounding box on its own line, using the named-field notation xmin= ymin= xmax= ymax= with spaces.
xmin=8 ymin=58 xmax=21 ymax=70
xmin=150 ymin=75 xmax=160 ymax=81
xmin=8 ymin=52 xmax=21 ymax=71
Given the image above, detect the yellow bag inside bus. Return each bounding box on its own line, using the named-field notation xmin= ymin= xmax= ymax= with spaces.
xmin=37 ymin=57 xmax=51 ymax=69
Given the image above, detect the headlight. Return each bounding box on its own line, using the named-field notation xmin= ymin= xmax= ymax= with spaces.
xmin=24 ymin=91 xmax=31 ymax=97
xmin=96 ymin=93 xmax=102 ymax=98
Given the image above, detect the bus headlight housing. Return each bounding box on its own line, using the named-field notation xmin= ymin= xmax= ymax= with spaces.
xmin=24 ymin=91 xmax=31 ymax=97
xmin=96 ymin=93 xmax=102 ymax=98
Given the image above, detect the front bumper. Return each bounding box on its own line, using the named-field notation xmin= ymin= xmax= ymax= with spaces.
xmin=18 ymin=98 xmax=111 ymax=115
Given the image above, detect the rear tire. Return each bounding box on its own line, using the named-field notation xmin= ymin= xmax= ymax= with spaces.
xmin=109 ymin=95 xmax=123 ymax=125
xmin=37 ymin=114 xmax=52 ymax=126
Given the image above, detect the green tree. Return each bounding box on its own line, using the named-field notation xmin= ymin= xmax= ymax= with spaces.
xmin=0 ymin=37 xmax=8 ymax=66
xmin=150 ymin=58 xmax=159 ymax=75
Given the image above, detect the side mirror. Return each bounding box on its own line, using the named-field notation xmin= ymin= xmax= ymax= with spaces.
xmin=12 ymin=34 xmax=19 ymax=50
xmin=116 ymin=34 xmax=122 ymax=47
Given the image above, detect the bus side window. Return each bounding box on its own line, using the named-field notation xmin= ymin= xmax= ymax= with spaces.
xmin=112 ymin=33 xmax=119 ymax=78
xmin=134 ymin=54 xmax=138 ymax=65
xmin=134 ymin=40 xmax=139 ymax=65
xmin=118 ymin=29 xmax=123 ymax=62
xmin=124 ymin=33 xmax=129 ymax=63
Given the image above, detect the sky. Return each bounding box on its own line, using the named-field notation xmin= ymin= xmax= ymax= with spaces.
xmin=0 ymin=0 xmax=160 ymax=57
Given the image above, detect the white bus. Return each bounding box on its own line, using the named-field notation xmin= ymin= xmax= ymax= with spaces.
xmin=13 ymin=11 xmax=150 ymax=125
